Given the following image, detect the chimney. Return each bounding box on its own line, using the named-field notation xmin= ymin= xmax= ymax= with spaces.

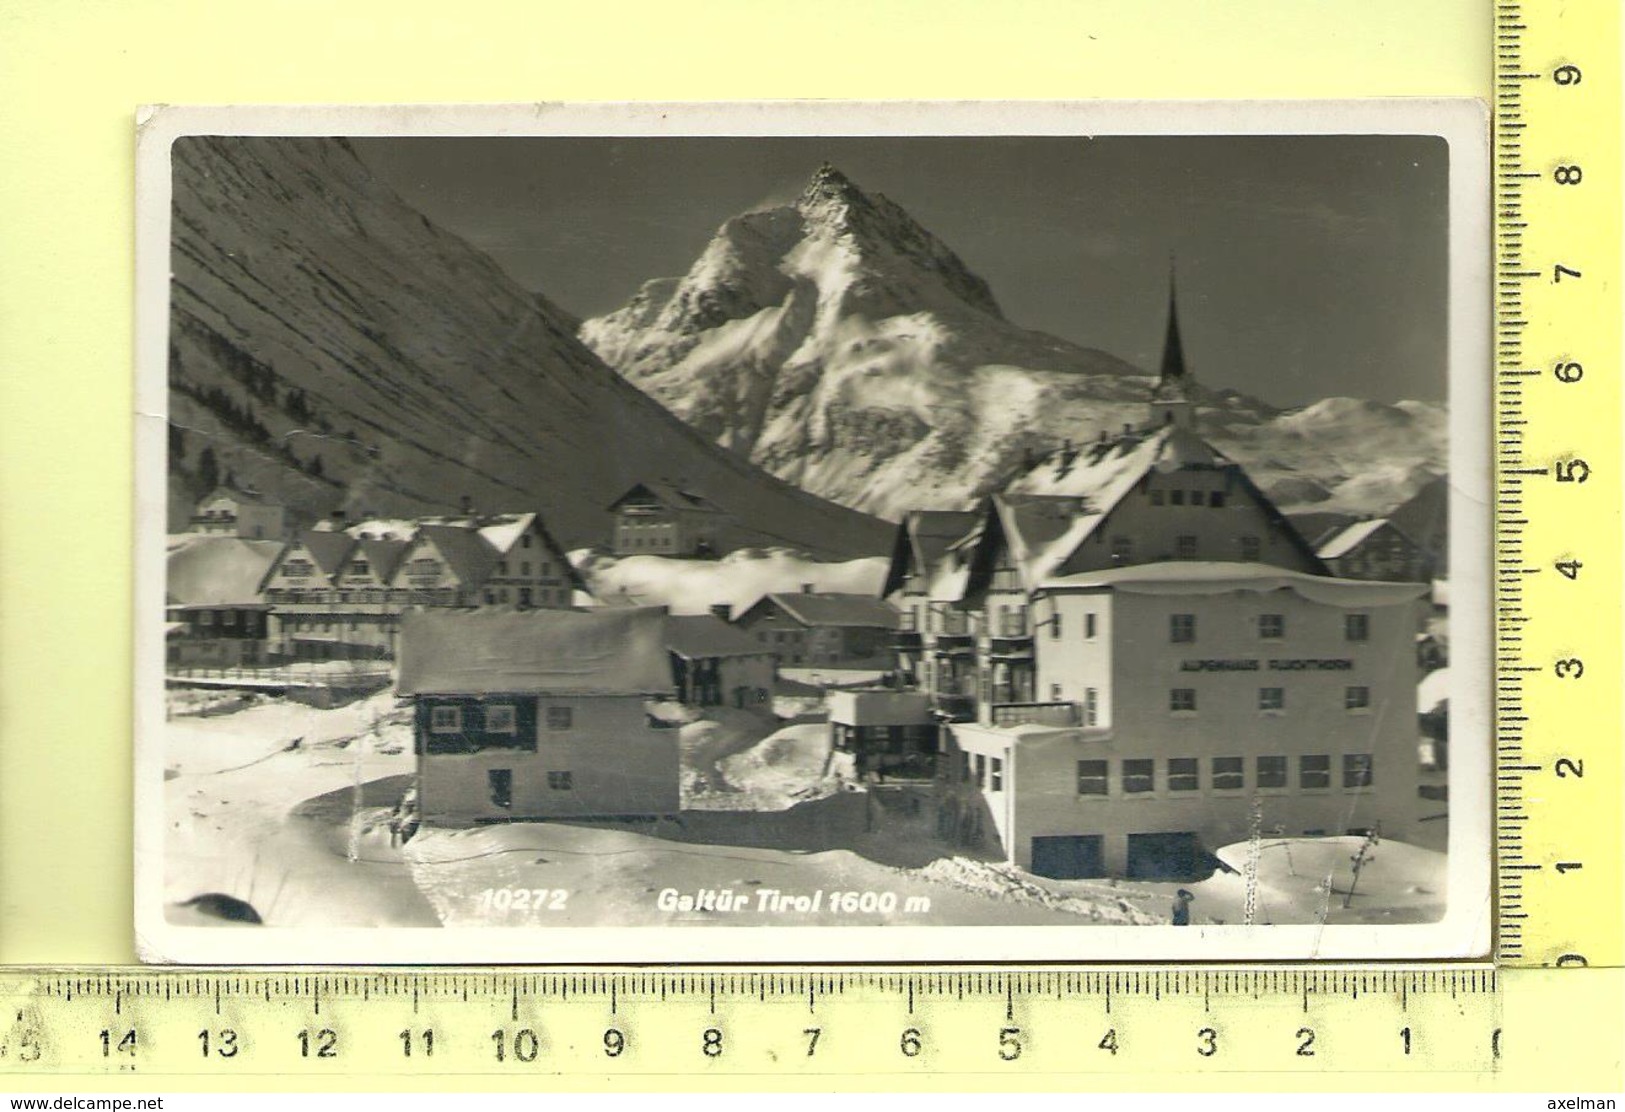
xmin=329 ymin=509 xmax=347 ymax=526
xmin=459 ymin=494 xmax=474 ymax=516
xmin=1123 ymin=422 xmax=1133 ymax=435
xmin=710 ymin=603 xmax=732 ymax=621
xmin=1097 ymin=429 xmax=1108 ymax=444
xmin=801 ymin=583 xmax=815 ymax=594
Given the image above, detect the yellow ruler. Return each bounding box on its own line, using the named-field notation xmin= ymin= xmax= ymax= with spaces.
xmin=1492 ymin=0 xmax=1623 ymax=968
xmin=0 ymin=967 xmax=1617 ymax=1089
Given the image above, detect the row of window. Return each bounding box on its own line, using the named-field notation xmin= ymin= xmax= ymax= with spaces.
xmin=904 ymin=607 xmax=1372 ymax=645
xmin=1171 ymin=612 xmax=1369 ymax=642
xmin=1147 ymin=488 xmax=1227 ymax=508
xmin=485 ymin=768 xmax=571 ymax=808
xmin=430 ymin=703 xmax=572 ymax=734
xmin=959 ymin=752 xmax=1005 ymax=792
xmin=1075 ymin=754 xmax=1373 ymax=795
xmin=1169 ymin=686 xmax=1371 ymax=712
xmin=1109 ymin=535 xmax=1261 ymax=563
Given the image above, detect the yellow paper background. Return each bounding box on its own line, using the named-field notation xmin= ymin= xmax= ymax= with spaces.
xmin=0 ymin=0 xmax=1491 ymax=969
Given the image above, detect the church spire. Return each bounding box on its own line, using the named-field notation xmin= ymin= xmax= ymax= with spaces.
xmin=1159 ymin=257 xmax=1187 ymax=384
xmin=1149 ymin=256 xmax=1196 ymax=430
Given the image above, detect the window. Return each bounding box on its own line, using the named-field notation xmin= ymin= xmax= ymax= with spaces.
xmin=1175 ymin=535 xmax=1198 ymax=560
xmin=200 ymin=610 xmax=214 ymax=626
xmin=960 ymin=751 xmax=971 ymax=783
xmin=1257 ymin=755 xmax=1288 ymax=789
xmin=547 ymin=771 xmax=574 ymax=791
xmin=518 ymin=587 xmax=533 ymax=608
xmin=487 ymin=769 xmax=512 ymax=809
xmin=1345 ymin=685 xmax=1371 ymax=711
xmin=1110 ymin=537 xmax=1132 ymax=564
xmin=1211 ymin=756 xmax=1245 ymax=791
xmin=1050 ymin=683 xmax=1063 ymax=701
xmin=1150 ymin=489 xmax=1165 ymax=506
xmin=1167 ymin=758 xmax=1199 ymax=792
xmin=1084 ymin=612 xmax=1097 ymax=640
xmin=1240 ymin=535 xmax=1261 ymax=562
xmin=1345 ymin=613 xmax=1370 ymax=641
xmin=546 ymin=706 xmax=574 ymax=730
xmin=521 ymin=535 xmax=532 ymax=549
xmin=1076 ymin=760 xmax=1108 ymax=796
xmin=1343 ymin=754 xmax=1374 ymax=789
xmin=485 ymin=703 xmax=517 ymax=735
xmin=1170 ymin=688 xmax=1197 ymax=713
xmin=1300 ymin=754 xmax=1331 ymax=790
xmin=222 ymin=610 xmax=237 ymax=627
xmin=1170 ymin=489 xmax=1186 ymax=506
xmin=520 ymin=562 xmax=531 ymax=576
xmin=430 ymin=705 xmax=463 ymax=734
xmin=1190 ymin=490 xmax=1205 ymax=506
xmin=484 ymin=591 xmax=495 ymax=604
xmin=974 ymin=754 xmax=986 ymax=787
xmin=1122 ymin=759 xmax=1155 ymax=794
xmin=1050 ymin=612 xmax=1062 ymax=640
xmin=1210 ymin=492 xmax=1226 ymax=509
xmin=1082 ymin=688 xmax=1099 ymax=726
xmin=990 ymin=758 xmax=1004 ymax=791
xmin=1259 ymin=613 xmax=1285 ymax=639
xmin=1259 ymin=686 xmax=1284 ymax=711
xmin=1170 ymin=613 xmax=1196 ymax=643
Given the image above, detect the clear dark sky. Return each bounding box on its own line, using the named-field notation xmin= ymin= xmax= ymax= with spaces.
xmin=355 ymin=134 xmax=1448 ymax=407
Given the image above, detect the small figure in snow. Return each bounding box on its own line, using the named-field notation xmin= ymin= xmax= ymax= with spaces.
xmin=389 ymin=787 xmax=420 ymax=848
xmin=1172 ymin=888 xmax=1194 ymax=926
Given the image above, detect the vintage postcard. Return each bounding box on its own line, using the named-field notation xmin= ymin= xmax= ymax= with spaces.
xmin=134 ymin=101 xmax=1490 ymax=962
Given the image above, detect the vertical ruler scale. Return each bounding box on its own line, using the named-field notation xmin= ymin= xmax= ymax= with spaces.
xmin=1494 ymin=0 xmax=1622 ymax=967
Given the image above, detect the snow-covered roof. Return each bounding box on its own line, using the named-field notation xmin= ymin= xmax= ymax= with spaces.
xmin=167 ymin=536 xmax=285 ymax=605
xmin=608 ymin=480 xmax=724 ymax=515
xmin=1039 ymin=561 xmax=1428 ymax=607
xmin=1418 ymin=667 xmax=1450 ymax=713
xmin=881 ymin=509 xmax=983 ymax=598
xmin=1315 ymin=518 xmax=1395 ymax=559
xmin=743 ymin=592 xmax=900 ymax=629
xmin=398 ymin=607 xmax=673 ymax=696
xmin=198 ymin=485 xmax=281 ymax=508
xmin=665 ymin=614 xmax=771 ymax=660
xmin=476 ymin=512 xmax=536 ymax=555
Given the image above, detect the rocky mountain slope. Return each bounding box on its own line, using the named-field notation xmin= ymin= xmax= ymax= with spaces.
xmin=166 ymin=138 xmax=890 ymax=557
xmin=581 ymin=165 xmax=1446 ymax=520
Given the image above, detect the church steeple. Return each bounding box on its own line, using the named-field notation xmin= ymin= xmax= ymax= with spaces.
xmin=1149 ymin=258 xmax=1196 ymax=430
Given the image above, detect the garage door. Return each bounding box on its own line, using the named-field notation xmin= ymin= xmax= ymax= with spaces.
xmin=1125 ymin=832 xmax=1204 ymax=880
xmin=1030 ymin=834 xmax=1105 ymax=879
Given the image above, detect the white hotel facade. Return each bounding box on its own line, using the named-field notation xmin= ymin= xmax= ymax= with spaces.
xmin=880 ymin=282 xmax=1430 ymax=879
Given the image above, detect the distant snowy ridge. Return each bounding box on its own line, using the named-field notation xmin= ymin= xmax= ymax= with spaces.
xmin=582 ymin=165 xmax=1447 ymax=521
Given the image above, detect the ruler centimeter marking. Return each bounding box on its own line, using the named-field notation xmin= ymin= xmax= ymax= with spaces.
xmin=1493 ymin=0 xmax=1622 ymax=968
xmin=0 ymin=969 xmax=1510 ymax=1079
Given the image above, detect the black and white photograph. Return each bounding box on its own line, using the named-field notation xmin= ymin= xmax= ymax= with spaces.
xmin=134 ymin=102 xmax=1490 ymax=962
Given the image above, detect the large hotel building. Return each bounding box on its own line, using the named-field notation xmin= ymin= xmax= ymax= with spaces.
xmin=873 ymin=281 xmax=1429 ymax=879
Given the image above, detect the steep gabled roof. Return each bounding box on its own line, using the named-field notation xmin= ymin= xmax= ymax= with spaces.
xmin=666 ymin=614 xmax=771 ymax=660
xmin=398 ymin=607 xmax=673 ymax=697
xmin=1315 ymin=517 xmax=1417 ymax=560
xmin=412 ymin=524 xmax=500 ymax=587
xmin=297 ymin=529 xmax=359 ymax=576
xmin=355 ymin=537 xmax=411 ymax=581
xmin=740 ymin=592 xmax=900 ymax=629
xmin=477 ymin=511 xmax=588 ymax=592
xmin=880 ymin=509 xmax=982 ymax=596
xmin=607 ymin=480 xmax=724 ymax=515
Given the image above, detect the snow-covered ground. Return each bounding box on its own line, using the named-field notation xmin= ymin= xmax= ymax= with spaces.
xmin=574 ymin=548 xmax=888 ymax=615
xmin=164 ymin=692 xmax=1447 ymax=931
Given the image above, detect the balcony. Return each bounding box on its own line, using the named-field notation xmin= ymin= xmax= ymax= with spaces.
xmin=931 ymin=693 xmax=978 ymax=723
xmin=932 ymin=632 xmax=975 ymax=657
xmin=986 ymin=633 xmax=1034 ymax=660
xmin=890 ymin=630 xmax=923 ymax=653
xmin=988 ymin=701 xmax=1083 ymax=728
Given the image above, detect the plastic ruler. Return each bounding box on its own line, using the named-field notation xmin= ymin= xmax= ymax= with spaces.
xmin=3 ymin=0 xmax=1621 ymax=1092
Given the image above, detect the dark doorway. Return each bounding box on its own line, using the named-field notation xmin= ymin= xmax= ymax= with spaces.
xmin=487 ymin=769 xmax=513 ymax=810
xmin=1125 ymin=832 xmax=1204 ymax=880
xmin=1030 ymin=834 xmax=1105 ymax=879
